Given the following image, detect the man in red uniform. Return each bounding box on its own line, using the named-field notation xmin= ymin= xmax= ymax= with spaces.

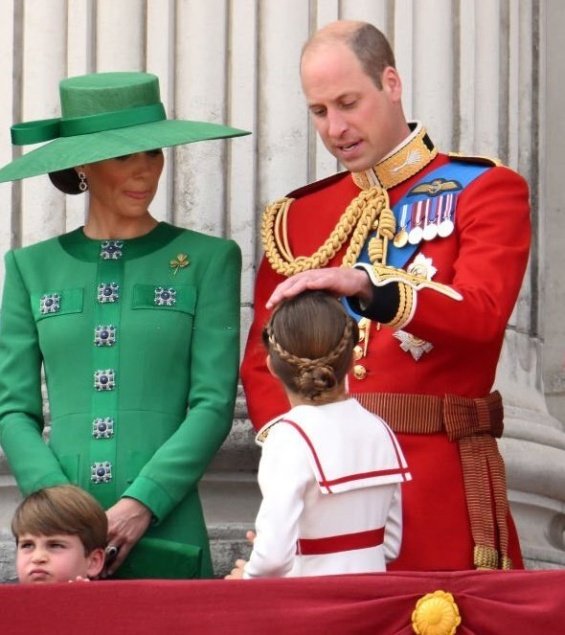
xmin=241 ymin=20 xmax=530 ymax=570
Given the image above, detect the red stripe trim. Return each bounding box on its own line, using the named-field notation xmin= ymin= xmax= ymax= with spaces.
xmin=297 ymin=527 xmax=385 ymax=556
xmin=381 ymin=421 xmax=411 ymax=482
xmin=323 ymin=466 xmax=411 ymax=487
xmin=280 ymin=419 xmax=333 ymax=493
xmin=281 ymin=418 xmax=410 ymax=489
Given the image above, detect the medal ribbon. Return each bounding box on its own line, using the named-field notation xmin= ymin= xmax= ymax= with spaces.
xmin=357 ymin=162 xmax=490 ymax=269
xmin=437 ymin=193 xmax=457 ymax=224
xmin=343 ymin=161 xmax=490 ymax=321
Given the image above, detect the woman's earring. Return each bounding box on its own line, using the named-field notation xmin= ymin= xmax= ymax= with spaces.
xmin=78 ymin=170 xmax=88 ymax=192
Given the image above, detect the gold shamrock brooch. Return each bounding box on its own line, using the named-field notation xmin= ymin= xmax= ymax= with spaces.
xmin=170 ymin=253 xmax=190 ymax=275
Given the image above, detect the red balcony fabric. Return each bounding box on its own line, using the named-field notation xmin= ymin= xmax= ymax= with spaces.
xmin=0 ymin=569 xmax=563 ymax=635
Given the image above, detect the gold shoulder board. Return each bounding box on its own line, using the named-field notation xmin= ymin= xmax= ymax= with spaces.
xmin=448 ymin=151 xmax=502 ymax=168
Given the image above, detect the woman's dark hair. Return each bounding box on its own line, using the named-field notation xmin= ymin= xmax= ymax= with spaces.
xmin=263 ymin=291 xmax=359 ymax=403
xmin=48 ymin=168 xmax=83 ymax=195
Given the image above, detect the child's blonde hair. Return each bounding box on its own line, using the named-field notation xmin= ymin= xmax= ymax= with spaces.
xmin=263 ymin=291 xmax=359 ymax=403
xmin=11 ymin=484 xmax=107 ymax=555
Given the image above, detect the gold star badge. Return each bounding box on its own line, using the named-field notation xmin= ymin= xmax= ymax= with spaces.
xmin=407 ymin=254 xmax=437 ymax=280
xmin=393 ymin=330 xmax=433 ymax=361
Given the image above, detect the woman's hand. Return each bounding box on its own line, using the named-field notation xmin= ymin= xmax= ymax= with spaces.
xmin=103 ymin=497 xmax=152 ymax=576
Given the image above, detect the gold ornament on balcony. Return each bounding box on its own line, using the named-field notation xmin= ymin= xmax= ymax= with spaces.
xmin=411 ymin=590 xmax=461 ymax=635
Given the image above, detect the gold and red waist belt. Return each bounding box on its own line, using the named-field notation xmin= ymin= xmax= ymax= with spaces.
xmin=355 ymin=390 xmax=512 ymax=570
xmin=296 ymin=527 xmax=385 ymax=556
xmin=354 ymin=390 xmax=503 ymax=439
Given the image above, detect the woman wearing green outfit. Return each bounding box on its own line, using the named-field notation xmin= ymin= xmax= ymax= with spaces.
xmin=0 ymin=72 xmax=249 ymax=578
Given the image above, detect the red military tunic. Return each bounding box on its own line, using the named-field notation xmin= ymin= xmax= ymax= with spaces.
xmin=241 ymin=124 xmax=530 ymax=571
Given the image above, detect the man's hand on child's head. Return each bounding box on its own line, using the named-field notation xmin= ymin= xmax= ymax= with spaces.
xmin=266 ymin=268 xmax=372 ymax=309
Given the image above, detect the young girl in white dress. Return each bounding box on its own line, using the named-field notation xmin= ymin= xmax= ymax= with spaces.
xmin=227 ymin=291 xmax=411 ymax=578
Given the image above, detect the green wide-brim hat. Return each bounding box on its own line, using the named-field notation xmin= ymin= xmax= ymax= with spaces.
xmin=0 ymin=71 xmax=250 ymax=183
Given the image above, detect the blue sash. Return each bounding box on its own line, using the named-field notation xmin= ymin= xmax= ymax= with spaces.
xmin=345 ymin=161 xmax=489 ymax=319
xmin=358 ymin=161 xmax=489 ymax=268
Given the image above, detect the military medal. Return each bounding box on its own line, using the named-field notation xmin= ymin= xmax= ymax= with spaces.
xmin=438 ymin=218 xmax=454 ymax=237
xmin=408 ymin=226 xmax=423 ymax=244
xmin=423 ymin=222 xmax=438 ymax=241
xmin=393 ymin=228 xmax=409 ymax=248
xmin=393 ymin=204 xmax=410 ymax=248
xmin=408 ymin=200 xmax=427 ymax=244
xmin=422 ymin=198 xmax=438 ymax=241
xmin=437 ymin=193 xmax=456 ymax=237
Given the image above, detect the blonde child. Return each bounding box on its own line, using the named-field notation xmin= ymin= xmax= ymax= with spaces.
xmin=12 ymin=484 xmax=107 ymax=583
xmin=227 ymin=291 xmax=411 ymax=579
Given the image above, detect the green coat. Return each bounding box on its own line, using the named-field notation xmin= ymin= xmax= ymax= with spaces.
xmin=0 ymin=222 xmax=241 ymax=577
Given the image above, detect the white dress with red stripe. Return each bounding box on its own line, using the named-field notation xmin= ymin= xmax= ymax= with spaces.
xmin=243 ymin=398 xmax=411 ymax=578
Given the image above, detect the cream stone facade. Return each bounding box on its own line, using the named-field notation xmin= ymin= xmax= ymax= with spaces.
xmin=0 ymin=0 xmax=563 ymax=579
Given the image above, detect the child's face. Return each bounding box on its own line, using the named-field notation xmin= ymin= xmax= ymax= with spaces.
xmin=16 ymin=532 xmax=104 ymax=584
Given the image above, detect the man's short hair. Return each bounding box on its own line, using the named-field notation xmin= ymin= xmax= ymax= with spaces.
xmin=347 ymin=23 xmax=396 ymax=89
xmin=302 ymin=21 xmax=396 ymax=89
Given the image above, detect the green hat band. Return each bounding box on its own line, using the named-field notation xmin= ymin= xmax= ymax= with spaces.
xmin=11 ymin=102 xmax=166 ymax=146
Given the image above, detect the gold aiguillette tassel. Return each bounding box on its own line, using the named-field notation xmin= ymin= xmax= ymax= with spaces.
xmin=371 ymin=264 xmax=463 ymax=301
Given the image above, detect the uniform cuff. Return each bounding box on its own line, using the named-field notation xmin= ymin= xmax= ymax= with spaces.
xmin=346 ymin=267 xmax=401 ymax=323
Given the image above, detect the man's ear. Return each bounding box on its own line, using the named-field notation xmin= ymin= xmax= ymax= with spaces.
xmin=86 ymin=548 xmax=105 ymax=579
xmin=381 ymin=66 xmax=402 ymax=100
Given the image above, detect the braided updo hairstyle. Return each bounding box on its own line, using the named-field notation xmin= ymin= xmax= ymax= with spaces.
xmin=263 ymin=291 xmax=359 ymax=404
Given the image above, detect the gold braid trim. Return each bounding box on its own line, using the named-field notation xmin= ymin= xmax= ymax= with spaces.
xmin=367 ymin=206 xmax=396 ymax=265
xmin=474 ymin=545 xmax=499 ymax=570
xmin=370 ymin=264 xmax=463 ymax=302
xmin=352 ymin=123 xmax=438 ymax=190
xmin=356 ymin=390 xmax=514 ymax=570
xmin=341 ymin=188 xmax=391 ymax=267
xmin=261 ymin=187 xmax=394 ymax=276
xmin=386 ymin=283 xmax=414 ymax=329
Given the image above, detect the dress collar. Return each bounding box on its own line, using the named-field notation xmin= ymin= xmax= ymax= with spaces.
xmin=352 ymin=122 xmax=438 ymax=191
xmin=58 ymin=221 xmax=179 ymax=262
